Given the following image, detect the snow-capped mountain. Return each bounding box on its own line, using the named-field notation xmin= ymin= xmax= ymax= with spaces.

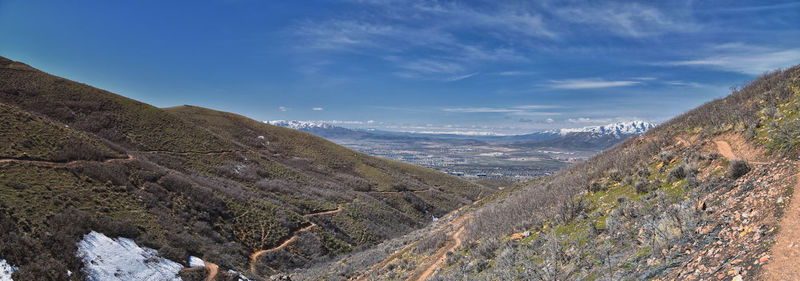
xmin=266 ymin=120 xmax=335 ymax=130
xmin=559 ymin=121 xmax=655 ymax=136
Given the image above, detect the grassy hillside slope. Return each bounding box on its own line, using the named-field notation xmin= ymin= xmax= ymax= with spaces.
xmin=0 ymin=56 xmax=492 ymax=281
xmin=326 ymin=65 xmax=800 ymax=280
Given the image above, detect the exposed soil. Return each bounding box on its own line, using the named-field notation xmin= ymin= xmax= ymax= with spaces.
xmin=204 ymin=260 xmax=219 ymax=281
xmin=406 ymin=214 xmax=472 ymax=281
xmin=714 ymin=140 xmax=737 ymax=160
xmin=249 ymin=223 xmax=317 ymax=274
xmin=761 ymin=170 xmax=800 ymax=281
xmin=0 ymin=153 xmax=135 ymax=167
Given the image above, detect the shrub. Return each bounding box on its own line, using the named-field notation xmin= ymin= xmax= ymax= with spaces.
xmin=634 ymin=180 xmax=650 ymax=194
xmin=667 ymin=163 xmax=694 ymax=182
xmin=727 ymin=160 xmax=751 ymax=179
xmin=414 ymin=231 xmax=446 ymax=255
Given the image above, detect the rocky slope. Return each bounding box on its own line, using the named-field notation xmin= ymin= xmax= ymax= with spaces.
xmin=299 ymin=65 xmax=800 ymax=280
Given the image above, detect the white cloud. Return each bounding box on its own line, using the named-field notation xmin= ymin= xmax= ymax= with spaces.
xmin=545 ymin=118 xmax=554 ymax=123
xmin=665 ymin=81 xmax=704 ymax=87
xmin=443 ymin=107 xmax=519 ymax=113
xmin=312 ymin=107 xmax=324 ymax=111
xmin=442 ymin=105 xmax=561 ymax=113
xmin=555 ymin=2 xmax=698 ymax=37
xmin=396 ymin=58 xmax=466 ymax=74
xmin=567 ymin=117 xmax=593 ymax=123
xmin=497 ymin=71 xmax=536 ymax=76
xmin=549 ymin=78 xmax=640 ymax=89
xmin=663 ymin=44 xmax=800 ymax=75
xmin=279 ymin=106 xmax=288 ymax=112
xmin=445 ymin=72 xmax=478 ymax=82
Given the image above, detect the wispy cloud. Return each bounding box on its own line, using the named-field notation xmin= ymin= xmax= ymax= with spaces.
xmin=555 ymin=2 xmax=698 ymax=37
xmin=663 ymin=43 xmax=800 ymax=75
xmin=312 ymin=107 xmax=324 ymax=111
xmin=665 ymin=81 xmax=704 ymax=87
xmin=497 ymin=71 xmax=536 ymax=76
xmin=443 ymin=107 xmax=520 ymax=113
xmin=443 ymin=105 xmax=561 ymax=113
xmin=549 ymin=78 xmax=641 ymax=89
xmin=279 ymin=106 xmax=289 ymax=112
xmin=442 ymin=105 xmax=562 ymax=117
xmin=445 ymin=72 xmax=478 ymax=82
xmin=710 ymin=2 xmax=800 ymax=13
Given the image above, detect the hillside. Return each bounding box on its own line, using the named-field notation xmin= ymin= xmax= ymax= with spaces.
xmin=298 ymin=65 xmax=800 ymax=280
xmin=0 ymin=56 xmax=492 ymax=280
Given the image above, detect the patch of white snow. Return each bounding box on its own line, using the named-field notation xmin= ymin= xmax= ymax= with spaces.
xmin=188 ymin=256 xmax=205 ymax=268
xmin=227 ymin=269 xmax=252 ymax=281
xmin=0 ymin=259 xmax=17 ymax=281
xmin=76 ymin=231 xmax=183 ymax=281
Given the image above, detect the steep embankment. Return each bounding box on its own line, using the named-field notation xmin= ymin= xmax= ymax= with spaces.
xmin=0 ymin=56 xmax=492 ymax=280
xmin=326 ymin=65 xmax=800 ymax=280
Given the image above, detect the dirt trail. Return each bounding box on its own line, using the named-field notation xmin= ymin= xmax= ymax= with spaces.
xmin=406 ymin=214 xmax=471 ymax=281
xmin=249 ymin=223 xmax=317 ymax=274
xmin=0 ymin=153 xmax=135 ymax=167
xmin=714 ymin=140 xmax=737 ymax=160
xmin=303 ymin=205 xmax=342 ymax=218
xmin=180 ymin=259 xmax=218 ymax=281
xmin=204 ymin=261 xmax=219 ymax=281
xmin=762 ymin=169 xmax=800 ymax=280
xmin=676 ymin=137 xmax=691 ymax=147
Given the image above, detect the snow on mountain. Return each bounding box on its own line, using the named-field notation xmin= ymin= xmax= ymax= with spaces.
xmin=76 ymin=231 xmax=183 ymax=281
xmin=266 ymin=120 xmax=335 ymax=130
xmin=559 ymin=121 xmax=655 ymax=136
xmin=0 ymin=259 xmax=16 ymax=281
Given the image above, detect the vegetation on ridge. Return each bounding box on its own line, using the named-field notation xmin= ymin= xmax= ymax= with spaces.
xmin=0 ymin=56 xmax=493 ymax=281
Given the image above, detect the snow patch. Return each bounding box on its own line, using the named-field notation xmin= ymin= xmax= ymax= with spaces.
xmin=559 ymin=121 xmax=655 ymax=136
xmin=266 ymin=120 xmax=335 ymax=130
xmin=188 ymin=256 xmax=205 ymax=268
xmin=0 ymin=259 xmax=17 ymax=281
xmin=227 ymin=269 xmax=252 ymax=281
xmin=76 ymin=231 xmax=183 ymax=281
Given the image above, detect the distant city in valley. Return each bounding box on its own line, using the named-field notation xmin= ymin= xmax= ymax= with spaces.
xmin=268 ymin=120 xmax=654 ymax=181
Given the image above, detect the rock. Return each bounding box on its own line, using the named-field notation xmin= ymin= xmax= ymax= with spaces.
xmin=732 ymin=275 xmax=743 ymax=281
xmin=759 ymin=255 xmax=770 ymax=263
xmin=777 ymin=197 xmax=784 ymax=204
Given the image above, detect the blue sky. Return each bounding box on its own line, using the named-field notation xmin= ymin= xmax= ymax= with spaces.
xmin=1 ymin=0 xmax=799 ymax=135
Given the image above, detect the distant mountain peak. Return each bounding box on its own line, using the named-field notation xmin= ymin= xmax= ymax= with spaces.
xmin=266 ymin=120 xmax=336 ymax=130
xmin=559 ymin=120 xmax=655 ymax=136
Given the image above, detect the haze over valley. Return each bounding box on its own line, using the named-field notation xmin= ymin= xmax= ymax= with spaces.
xmin=268 ymin=120 xmax=655 ymax=181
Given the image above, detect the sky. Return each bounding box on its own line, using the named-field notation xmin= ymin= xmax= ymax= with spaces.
xmin=1 ymin=0 xmax=799 ymax=135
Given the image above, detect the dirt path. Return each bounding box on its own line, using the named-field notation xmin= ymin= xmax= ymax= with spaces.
xmin=676 ymin=137 xmax=691 ymax=147
xmin=204 ymin=261 xmax=219 ymax=281
xmin=761 ymin=170 xmax=800 ymax=280
xmin=714 ymin=140 xmax=737 ymax=160
xmin=179 ymin=259 xmax=219 ymax=281
xmin=405 ymin=214 xmax=471 ymax=281
xmin=249 ymin=223 xmax=317 ymax=274
xmin=0 ymin=153 xmax=135 ymax=167
xmin=714 ymin=139 xmax=770 ymax=165
xmin=303 ymin=205 xmax=342 ymax=218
